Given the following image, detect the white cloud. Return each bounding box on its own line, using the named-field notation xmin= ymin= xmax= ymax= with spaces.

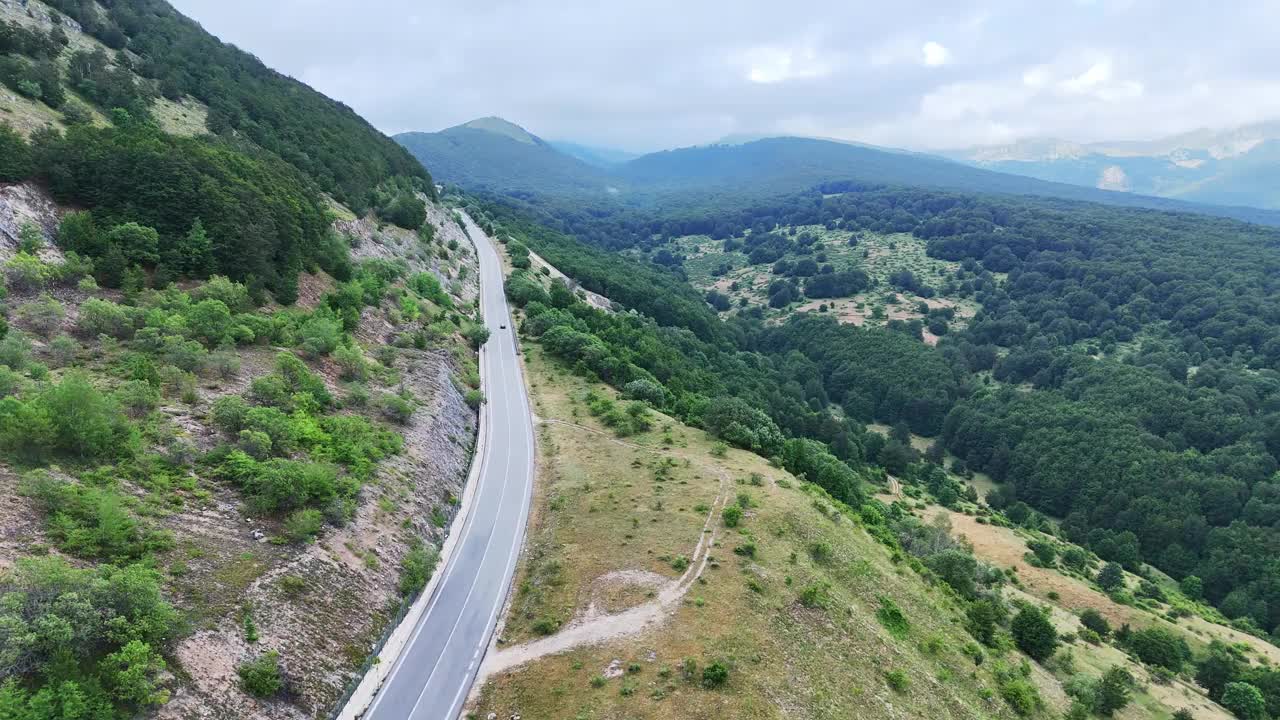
xmin=1022 ymin=66 xmax=1049 ymax=88
xmin=1060 ymin=59 xmax=1111 ymax=93
xmin=922 ymin=41 xmax=951 ymax=67
xmin=166 ymin=0 xmax=1280 ymax=151
xmin=742 ymin=45 xmax=832 ymax=84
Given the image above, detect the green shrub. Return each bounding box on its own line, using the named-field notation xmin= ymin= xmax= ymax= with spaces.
xmin=885 ymin=669 xmax=910 ymax=692
xmin=212 ymin=395 xmax=250 ymax=433
xmin=799 ymin=581 xmax=832 ymax=609
xmin=276 ymin=352 xmax=332 ymax=405
xmin=0 ymin=556 xmax=179 ymax=712
xmin=115 ymin=380 xmax=161 ymax=419
xmin=1025 ymin=538 xmax=1056 ymax=566
xmin=701 ymin=661 xmax=729 ymax=688
xmin=78 ymin=298 xmax=136 ymax=339
xmin=237 ymin=651 xmax=283 ymax=698
xmin=1222 ymin=682 xmax=1266 ymax=720
xmin=0 ymin=331 xmax=32 ymax=369
xmin=193 ymin=276 xmax=254 ymax=313
xmin=966 ymin=598 xmax=1007 ymax=646
xmin=1093 ymin=666 xmax=1134 ymax=716
xmin=722 ymin=505 xmax=742 ymax=527
xmin=999 ymin=676 xmax=1043 ymax=716
xmin=808 ymin=540 xmax=833 ymax=564
xmin=0 ymin=366 xmax=22 ymax=399
xmin=209 ymin=347 xmax=242 ymax=378
xmin=47 ymin=334 xmax=78 ymax=367
xmin=876 ymin=596 xmax=911 ymax=638
xmin=1127 ymin=627 xmax=1191 ymax=672
xmin=16 ymin=295 xmax=64 ymax=337
xmin=333 ymin=344 xmax=368 ymax=380
xmin=531 ymin=617 xmax=560 ymax=636
xmin=399 ymin=541 xmax=439 ymax=597
xmin=463 ymin=323 xmax=490 ymax=349
xmin=377 ymin=392 xmax=415 ymax=424
xmin=1096 ymin=562 xmax=1125 ymax=592
xmin=237 ymin=429 xmax=273 ymax=459
xmin=278 ymin=575 xmax=308 ymax=596
xmin=22 ymin=471 xmax=173 ymax=562
xmin=0 ymin=372 xmax=137 ymax=462
xmin=219 ymin=452 xmax=344 ymax=516
xmin=4 ymin=252 xmax=53 ymax=291
xmin=282 ymin=508 xmax=325 ymax=543
xmin=1011 ymin=606 xmax=1058 ymax=662
xmin=1079 ymin=608 xmax=1110 ymax=637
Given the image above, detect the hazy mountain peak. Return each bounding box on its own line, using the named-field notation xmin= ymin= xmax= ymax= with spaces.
xmin=959 ymin=138 xmax=1089 ymax=163
xmin=456 ymin=116 xmax=539 ymax=144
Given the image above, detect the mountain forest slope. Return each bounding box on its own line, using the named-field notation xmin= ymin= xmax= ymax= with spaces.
xmin=0 ymin=1 xmax=501 ymax=718
xmin=398 ymin=119 xmax=1280 ymax=228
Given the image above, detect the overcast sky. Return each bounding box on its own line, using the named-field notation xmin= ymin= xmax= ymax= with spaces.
xmin=167 ymin=0 xmax=1280 ymax=153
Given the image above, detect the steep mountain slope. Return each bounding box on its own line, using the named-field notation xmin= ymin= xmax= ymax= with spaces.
xmin=949 ymin=122 xmax=1280 ymax=210
xmin=2 ymin=0 xmax=427 ymax=210
xmin=0 ymin=2 xmax=499 ymax=719
xmin=398 ymin=119 xmax=1280 ymax=227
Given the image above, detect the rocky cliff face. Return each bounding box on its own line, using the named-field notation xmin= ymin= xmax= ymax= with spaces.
xmin=0 ymin=181 xmax=63 ymax=256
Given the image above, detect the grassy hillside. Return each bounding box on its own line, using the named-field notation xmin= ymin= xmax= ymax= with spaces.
xmin=472 ymin=345 xmax=1015 ymax=719
xmin=469 ymin=329 xmax=1256 ymax=719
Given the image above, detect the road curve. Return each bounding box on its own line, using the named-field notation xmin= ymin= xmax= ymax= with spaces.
xmin=364 ymin=213 xmax=535 ymax=720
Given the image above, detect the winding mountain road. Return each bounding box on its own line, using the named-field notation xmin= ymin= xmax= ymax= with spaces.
xmin=363 ymin=213 xmax=534 ymax=720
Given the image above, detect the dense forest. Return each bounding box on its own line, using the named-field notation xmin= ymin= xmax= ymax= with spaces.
xmin=473 ymin=182 xmax=1280 ymax=642
xmin=32 ymin=0 xmax=430 ymax=210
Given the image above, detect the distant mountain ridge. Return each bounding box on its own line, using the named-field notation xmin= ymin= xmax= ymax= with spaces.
xmin=946 ymin=121 xmax=1280 ymax=209
xmin=396 ymin=119 xmax=614 ymax=196
xmin=548 ymin=140 xmax=640 ymax=167
xmin=397 ymin=117 xmax=1280 ymax=227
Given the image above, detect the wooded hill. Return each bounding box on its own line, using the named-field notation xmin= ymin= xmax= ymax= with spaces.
xmin=2 ymin=0 xmax=434 ymax=301
xmin=465 ymin=178 xmax=1280 ymax=648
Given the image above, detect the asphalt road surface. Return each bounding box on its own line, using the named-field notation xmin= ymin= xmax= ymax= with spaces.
xmin=365 ymin=213 xmax=534 ymax=720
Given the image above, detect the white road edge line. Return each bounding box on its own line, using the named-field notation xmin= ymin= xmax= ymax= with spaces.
xmin=342 ymin=210 xmax=507 ymax=720
xmin=402 ymin=332 xmax=516 ymax=719
xmin=445 ymin=326 xmax=535 ymax=719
